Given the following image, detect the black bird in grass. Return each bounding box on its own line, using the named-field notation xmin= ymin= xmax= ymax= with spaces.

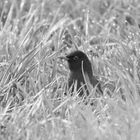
xmin=62 ymin=50 xmax=103 ymax=97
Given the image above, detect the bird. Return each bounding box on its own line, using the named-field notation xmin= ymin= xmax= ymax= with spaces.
xmin=62 ymin=50 xmax=103 ymax=97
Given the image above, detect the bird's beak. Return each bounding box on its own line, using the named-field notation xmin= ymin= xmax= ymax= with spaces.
xmin=59 ymin=56 xmax=69 ymax=61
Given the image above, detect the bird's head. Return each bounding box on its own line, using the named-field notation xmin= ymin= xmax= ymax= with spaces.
xmin=65 ymin=50 xmax=92 ymax=73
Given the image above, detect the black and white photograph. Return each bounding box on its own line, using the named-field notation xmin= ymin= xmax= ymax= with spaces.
xmin=0 ymin=0 xmax=140 ymax=140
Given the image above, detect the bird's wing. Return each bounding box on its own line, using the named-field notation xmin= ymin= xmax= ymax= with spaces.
xmin=84 ymin=72 xmax=103 ymax=95
xmin=83 ymin=72 xmax=96 ymax=94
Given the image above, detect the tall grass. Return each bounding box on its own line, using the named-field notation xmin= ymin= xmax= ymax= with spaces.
xmin=0 ymin=0 xmax=140 ymax=140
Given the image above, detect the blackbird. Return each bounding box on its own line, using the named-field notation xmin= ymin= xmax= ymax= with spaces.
xmin=63 ymin=50 xmax=103 ymax=97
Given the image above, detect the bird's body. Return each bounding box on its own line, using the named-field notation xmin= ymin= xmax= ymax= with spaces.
xmin=65 ymin=50 xmax=103 ymax=96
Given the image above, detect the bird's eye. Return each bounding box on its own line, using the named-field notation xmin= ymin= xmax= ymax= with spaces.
xmin=73 ymin=56 xmax=79 ymax=60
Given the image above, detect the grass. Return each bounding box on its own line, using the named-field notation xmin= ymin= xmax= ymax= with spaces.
xmin=0 ymin=0 xmax=140 ymax=140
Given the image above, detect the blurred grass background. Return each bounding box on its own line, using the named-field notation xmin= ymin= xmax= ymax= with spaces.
xmin=0 ymin=0 xmax=140 ymax=140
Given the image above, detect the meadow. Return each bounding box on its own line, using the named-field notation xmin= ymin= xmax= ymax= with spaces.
xmin=0 ymin=0 xmax=140 ymax=140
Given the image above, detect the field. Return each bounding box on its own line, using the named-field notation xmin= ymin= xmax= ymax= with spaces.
xmin=0 ymin=0 xmax=140 ymax=140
